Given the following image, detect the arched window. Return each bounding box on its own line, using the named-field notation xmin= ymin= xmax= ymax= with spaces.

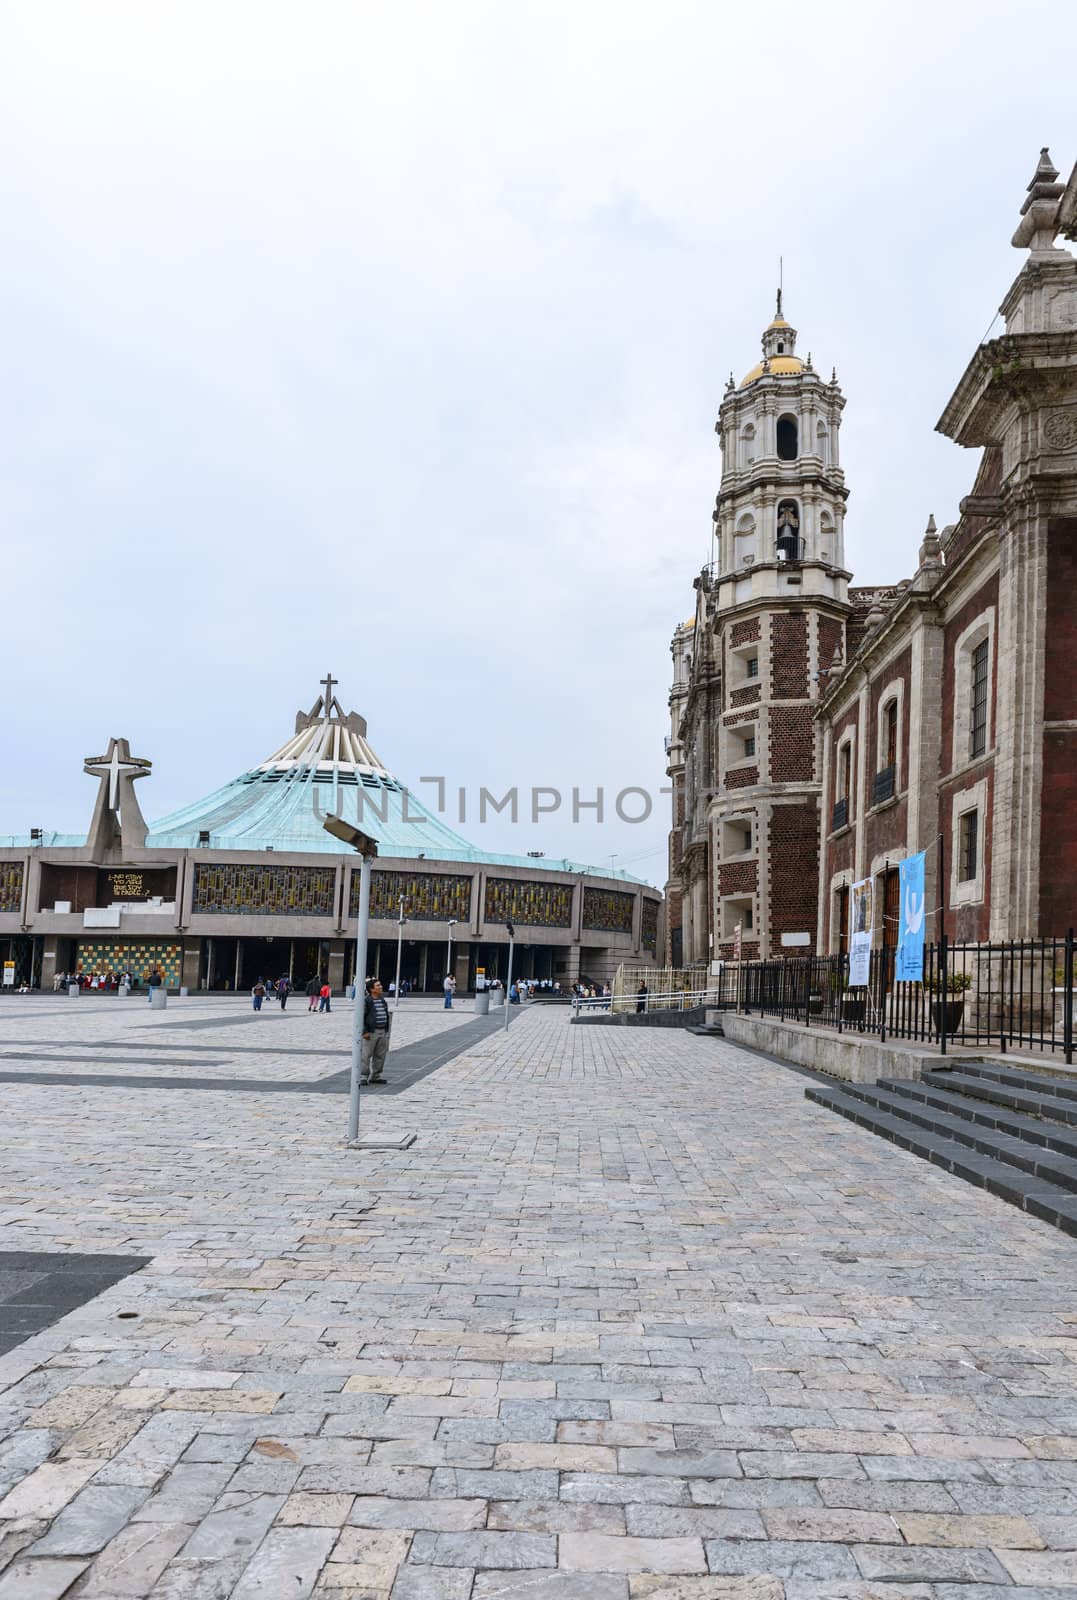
xmin=776 ymin=414 xmax=798 ymax=461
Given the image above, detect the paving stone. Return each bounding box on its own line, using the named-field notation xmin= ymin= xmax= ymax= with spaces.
xmin=625 ymin=1506 xmax=765 ymax=1540
xmin=996 ymin=1548 xmax=1077 ymax=1584
xmin=231 ymin=1526 xmax=336 ymax=1596
xmin=408 ymin=1530 xmax=556 ymax=1568
xmin=628 ymin=1582 xmax=784 ymax=1600
xmin=560 ymin=1532 xmax=707 ymax=1574
xmin=488 ymin=1499 xmax=626 ymax=1534
xmin=815 ymin=1478 xmax=958 ymax=1513
xmin=0 ymin=1557 xmax=89 ymax=1599
xmin=704 ymin=1537 xmax=860 ymax=1579
xmin=177 ymin=1491 xmax=284 ymax=1561
xmin=0 ymin=1458 xmax=106 ymax=1520
xmin=853 ymin=1543 xmax=1012 ymax=1582
xmin=618 ymin=1448 xmax=741 ymax=1480
xmin=30 ymin=1483 xmax=148 ymax=1555
xmin=760 ymin=1506 xmax=897 ymax=1543
xmin=78 ymin=1520 xmax=191 ymax=1595
xmin=389 ymin=1569 xmax=475 ymax=1599
xmin=493 ymin=1442 xmax=616 ymax=1471
xmin=473 ymin=1574 xmax=629 ymax=1599
xmin=562 ymin=1472 xmax=692 ymax=1506
xmin=896 ymin=1510 xmax=1045 ymax=1547
xmin=347 ymin=1495 xmax=486 ymax=1531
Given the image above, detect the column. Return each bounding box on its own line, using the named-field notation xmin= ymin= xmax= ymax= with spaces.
xmin=327 ymin=939 xmax=346 ymax=995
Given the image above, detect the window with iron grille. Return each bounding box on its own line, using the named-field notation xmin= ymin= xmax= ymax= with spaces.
xmin=959 ymin=808 xmax=979 ymax=883
xmin=970 ymin=640 xmax=989 ymax=758
xmin=746 ymin=656 xmax=759 ymax=679
xmin=885 ymin=699 xmax=898 ymax=769
xmin=744 ymin=734 xmax=756 ymax=759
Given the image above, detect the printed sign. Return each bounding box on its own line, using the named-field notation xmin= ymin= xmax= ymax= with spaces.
xmin=2 ymin=961 xmax=14 ymax=987
xmin=848 ymin=877 xmax=873 ymax=986
xmin=895 ymin=851 xmax=927 ymax=982
xmin=732 ymin=923 xmax=743 ymax=962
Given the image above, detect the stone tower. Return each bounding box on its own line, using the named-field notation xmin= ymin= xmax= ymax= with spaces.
xmin=700 ymin=298 xmax=852 ymax=959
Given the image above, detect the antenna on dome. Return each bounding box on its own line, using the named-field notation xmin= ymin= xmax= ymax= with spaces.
xmin=776 ymin=256 xmax=783 ymax=318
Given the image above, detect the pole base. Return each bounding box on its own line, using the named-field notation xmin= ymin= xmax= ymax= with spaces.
xmin=345 ymin=1133 xmax=417 ymax=1151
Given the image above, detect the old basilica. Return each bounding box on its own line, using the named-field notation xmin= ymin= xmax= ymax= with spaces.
xmin=666 ymin=147 xmax=1077 ymax=967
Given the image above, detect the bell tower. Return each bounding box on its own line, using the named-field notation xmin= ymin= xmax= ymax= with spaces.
xmin=701 ymin=298 xmax=853 ymax=959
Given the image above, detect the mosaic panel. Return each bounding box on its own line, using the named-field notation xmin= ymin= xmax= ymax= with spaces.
xmin=0 ymin=862 xmax=23 ymax=916
xmin=484 ymin=877 xmax=573 ymax=929
xmin=193 ymin=862 xmax=336 ymax=916
xmin=352 ymin=870 xmax=472 ymax=922
xmin=641 ymin=897 xmax=658 ymax=953
xmin=76 ymin=940 xmax=183 ymax=987
xmin=582 ymin=886 xmax=635 ymax=935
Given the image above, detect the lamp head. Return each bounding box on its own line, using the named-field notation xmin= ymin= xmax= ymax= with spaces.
xmin=322 ymin=813 xmax=379 ymax=858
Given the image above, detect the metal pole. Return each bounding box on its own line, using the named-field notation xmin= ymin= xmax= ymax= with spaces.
xmin=1065 ymin=928 xmax=1074 ymax=1067
xmin=503 ymin=934 xmax=515 ymax=1032
xmin=348 ymin=852 xmax=373 ymax=1143
xmin=394 ymin=896 xmax=405 ymax=1013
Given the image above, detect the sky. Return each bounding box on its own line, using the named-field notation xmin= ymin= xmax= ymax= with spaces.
xmin=2 ymin=0 xmax=1074 ymax=886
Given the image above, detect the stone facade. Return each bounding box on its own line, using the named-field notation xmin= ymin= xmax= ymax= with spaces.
xmin=669 ymin=147 xmax=1077 ymax=961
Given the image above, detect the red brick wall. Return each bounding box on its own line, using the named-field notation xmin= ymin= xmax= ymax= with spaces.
xmin=768 ymin=802 xmax=820 ymax=945
xmin=771 ymin=613 xmax=809 ymax=699
xmin=770 ymin=705 xmax=815 ymax=784
xmin=730 ymin=685 xmax=761 ymax=707
xmin=718 ymin=859 xmax=758 ymax=896
xmin=730 ymin=618 xmax=761 ymax=646
xmin=939 ymin=776 xmax=994 ymax=943
xmin=726 ymin=765 xmax=759 ymax=790
xmin=818 ymin=616 xmax=844 ymax=680
xmin=1040 ymin=517 xmax=1077 ymax=935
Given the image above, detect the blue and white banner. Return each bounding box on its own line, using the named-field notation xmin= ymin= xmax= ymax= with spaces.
xmin=895 ymin=851 xmax=927 ymax=982
xmin=848 ymin=877 xmax=874 ymax=987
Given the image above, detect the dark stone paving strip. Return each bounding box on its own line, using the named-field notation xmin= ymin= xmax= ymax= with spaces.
xmin=0 ymin=1251 xmax=150 ymax=1357
xmin=0 ymin=1052 xmax=228 ymax=1069
xmin=0 ymin=1010 xmax=522 ymax=1098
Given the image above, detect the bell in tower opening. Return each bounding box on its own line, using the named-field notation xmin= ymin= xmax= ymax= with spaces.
xmin=776 ymin=499 xmax=800 ymax=562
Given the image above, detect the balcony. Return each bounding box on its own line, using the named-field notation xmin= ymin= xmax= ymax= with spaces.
xmin=872 ymin=765 xmax=896 ymax=806
xmin=832 ymin=796 xmax=849 ymax=832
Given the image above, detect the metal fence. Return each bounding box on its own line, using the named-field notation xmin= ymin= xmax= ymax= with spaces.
xmin=737 ymin=933 xmax=1076 ymax=1062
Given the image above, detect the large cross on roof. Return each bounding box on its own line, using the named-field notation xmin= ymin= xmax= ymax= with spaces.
xmin=83 ymin=739 xmax=151 ymax=811
xmin=320 ymin=672 xmax=339 ymax=721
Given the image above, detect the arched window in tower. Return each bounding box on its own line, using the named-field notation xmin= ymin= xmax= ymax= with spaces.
xmin=776 ymin=414 xmax=798 ymax=461
xmin=776 ymin=500 xmax=800 ymax=562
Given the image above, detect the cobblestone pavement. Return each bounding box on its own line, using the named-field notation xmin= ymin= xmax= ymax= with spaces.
xmin=0 ymin=1001 xmax=1076 ymax=1598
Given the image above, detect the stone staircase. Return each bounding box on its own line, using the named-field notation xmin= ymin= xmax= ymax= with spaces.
xmin=806 ymin=1061 xmax=1077 ymax=1237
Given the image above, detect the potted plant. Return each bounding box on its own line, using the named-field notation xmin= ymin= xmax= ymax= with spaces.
xmin=930 ymin=970 xmax=972 ymax=1034
xmin=830 ymin=970 xmax=865 ymax=1025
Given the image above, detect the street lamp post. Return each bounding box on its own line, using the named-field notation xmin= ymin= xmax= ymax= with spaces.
xmin=322 ymin=813 xmax=378 ymax=1144
xmin=503 ymin=920 xmax=515 ymax=1032
xmin=393 ymin=894 xmax=406 ymax=1013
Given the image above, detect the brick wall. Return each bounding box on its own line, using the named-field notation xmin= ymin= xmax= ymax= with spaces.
xmin=818 ymin=616 xmax=844 ymax=680
xmin=940 ymin=572 xmax=999 ymax=780
xmin=726 ymin=765 xmax=758 ymax=790
xmin=771 ymin=613 xmax=809 ymax=699
xmin=770 ymin=704 xmax=815 ymax=784
xmin=768 ymin=802 xmax=820 ymax=944
xmin=730 ymin=618 xmax=761 ymax=646
xmin=718 ymin=859 xmax=758 ymax=897
xmin=1040 ymin=517 xmax=1077 ymax=934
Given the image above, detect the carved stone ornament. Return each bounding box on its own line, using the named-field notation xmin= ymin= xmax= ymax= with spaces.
xmin=1043 ymin=407 xmax=1077 ymax=452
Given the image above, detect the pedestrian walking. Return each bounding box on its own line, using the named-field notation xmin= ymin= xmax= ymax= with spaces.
xmin=147 ymin=968 xmax=163 ymax=1005
xmin=251 ymin=978 xmax=266 ymax=1012
xmin=276 ymin=974 xmax=291 ymax=1010
xmin=361 ymin=978 xmax=392 ymax=1084
xmin=306 ymin=975 xmax=320 ymax=1012
xmin=636 ymin=981 xmax=649 ymax=1014
xmin=318 ymin=981 xmax=331 ymax=1013
xmin=443 ymin=974 xmax=455 ymax=1009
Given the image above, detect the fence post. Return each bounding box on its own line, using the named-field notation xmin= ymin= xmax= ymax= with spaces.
xmin=1065 ymin=929 xmax=1074 ymax=1068
xmin=939 ymin=931 xmax=949 ymax=1057
xmin=879 ymin=942 xmax=887 ymax=1044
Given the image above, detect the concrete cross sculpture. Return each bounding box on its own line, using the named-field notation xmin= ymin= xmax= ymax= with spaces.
xmin=83 ymin=737 xmax=152 ymax=857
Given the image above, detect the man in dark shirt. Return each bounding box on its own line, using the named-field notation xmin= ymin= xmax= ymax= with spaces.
xmin=362 ymin=978 xmax=392 ymax=1084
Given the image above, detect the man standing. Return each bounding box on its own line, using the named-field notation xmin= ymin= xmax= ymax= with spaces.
xmin=362 ymin=978 xmax=392 ymax=1084
xmin=277 ymin=974 xmax=291 ymax=1010
xmin=443 ymin=973 xmax=455 ymax=1009
xmin=147 ymin=968 xmax=163 ymax=1005
xmin=306 ymin=975 xmax=320 ymax=1012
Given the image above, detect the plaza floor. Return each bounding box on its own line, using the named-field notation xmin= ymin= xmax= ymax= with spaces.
xmin=0 ymin=997 xmax=1075 ymax=1598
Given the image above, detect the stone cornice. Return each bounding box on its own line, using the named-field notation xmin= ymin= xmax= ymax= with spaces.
xmin=937 ymin=328 xmax=1077 ymax=446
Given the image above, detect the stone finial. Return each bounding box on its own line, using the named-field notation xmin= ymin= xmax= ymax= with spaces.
xmin=830 ymin=366 xmax=837 ymax=385
xmin=1012 ymin=146 xmax=1065 ymax=253
xmin=726 ymin=371 xmax=735 ymax=390
xmin=865 ymin=598 xmax=888 ymax=630
xmin=918 ymin=512 xmax=943 ymax=570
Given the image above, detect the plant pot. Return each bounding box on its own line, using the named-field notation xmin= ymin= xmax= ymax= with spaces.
xmin=808 ymin=994 xmax=824 ymax=1016
xmin=841 ymin=997 xmax=865 ymax=1025
xmin=932 ymin=999 xmax=965 ymax=1035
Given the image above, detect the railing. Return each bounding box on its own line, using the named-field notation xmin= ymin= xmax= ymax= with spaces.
xmin=736 ymin=933 xmax=1077 ymax=1062
xmin=832 ymin=797 xmax=849 ymax=832
xmin=575 ymin=976 xmax=740 ymax=1017
xmin=872 ymin=766 xmax=896 ymax=805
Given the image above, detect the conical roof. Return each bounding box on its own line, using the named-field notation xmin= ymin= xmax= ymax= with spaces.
xmin=147 ymin=684 xmax=477 ymax=858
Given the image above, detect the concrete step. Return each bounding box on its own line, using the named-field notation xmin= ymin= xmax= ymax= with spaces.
xmin=828 ymin=1081 xmax=1077 ymax=1194
xmin=921 ymin=1068 xmax=1077 ymax=1126
xmin=960 ymin=1060 xmax=1077 ymax=1105
xmin=805 ymin=1084 xmax=1077 ymax=1237
xmin=878 ymin=1077 xmax=1077 ymax=1158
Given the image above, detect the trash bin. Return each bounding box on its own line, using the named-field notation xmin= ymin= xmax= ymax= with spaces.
xmin=67 ymin=983 xmax=79 ymax=998
xmin=473 ymin=991 xmax=490 ymax=1016
xmin=120 ymin=982 xmax=130 ymax=997
xmin=490 ymin=987 xmax=504 ymax=1007
xmin=150 ymin=988 xmax=168 ymax=1010
xmin=180 ymin=987 xmax=189 ymax=998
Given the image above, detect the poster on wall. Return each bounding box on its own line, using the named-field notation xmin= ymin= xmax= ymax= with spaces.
xmin=848 ymin=877 xmax=873 ymax=986
xmin=895 ymin=851 xmax=927 ymax=982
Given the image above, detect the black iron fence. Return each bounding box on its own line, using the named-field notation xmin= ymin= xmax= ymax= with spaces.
xmin=736 ymin=933 xmax=1076 ymax=1062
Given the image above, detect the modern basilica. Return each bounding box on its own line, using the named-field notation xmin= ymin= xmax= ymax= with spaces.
xmin=0 ymin=681 xmax=660 ymax=994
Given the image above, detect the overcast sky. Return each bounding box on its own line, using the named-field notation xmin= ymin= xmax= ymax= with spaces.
xmin=2 ymin=1 xmax=1073 ymax=884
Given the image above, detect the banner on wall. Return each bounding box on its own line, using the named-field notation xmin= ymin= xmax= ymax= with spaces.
xmin=848 ymin=877 xmax=873 ymax=986
xmin=895 ymin=851 xmax=927 ymax=982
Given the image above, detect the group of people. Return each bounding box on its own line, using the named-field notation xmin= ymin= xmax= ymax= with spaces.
xmin=248 ymin=974 xmax=336 ymax=1012
xmin=54 ymin=968 xmax=157 ymax=994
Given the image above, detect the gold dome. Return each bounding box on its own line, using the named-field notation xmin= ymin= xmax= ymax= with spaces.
xmin=740 ymin=354 xmax=805 ymax=386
